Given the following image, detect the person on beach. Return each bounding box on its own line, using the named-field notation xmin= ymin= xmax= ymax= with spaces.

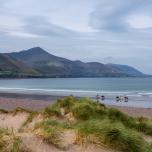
xmin=96 ymin=94 xmax=100 ymax=103
xmin=124 ymin=96 xmax=129 ymax=102
xmin=120 ymin=96 xmax=124 ymax=102
xmin=116 ymin=96 xmax=120 ymax=102
xmin=101 ymin=95 xmax=105 ymax=101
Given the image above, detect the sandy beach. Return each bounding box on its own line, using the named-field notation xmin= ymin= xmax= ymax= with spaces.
xmin=0 ymin=92 xmax=61 ymax=111
xmin=0 ymin=92 xmax=151 ymax=119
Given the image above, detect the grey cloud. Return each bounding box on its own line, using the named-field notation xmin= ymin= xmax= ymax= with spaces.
xmin=89 ymin=0 xmax=152 ymax=32
xmin=23 ymin=16 xmax=79 ymax=37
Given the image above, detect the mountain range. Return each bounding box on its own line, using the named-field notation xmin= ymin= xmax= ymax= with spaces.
xmin=0 ymin=47 xmax=145 ymax=78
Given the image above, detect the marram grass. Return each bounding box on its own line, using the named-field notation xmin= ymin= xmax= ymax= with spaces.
xmin=42 ymin=96 xmax=152 ymax=151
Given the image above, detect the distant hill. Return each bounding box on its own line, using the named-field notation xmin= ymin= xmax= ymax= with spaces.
xmin=0 ymin=47 xmax=145 ymax=78
xmin=107 ymin=64 xmax=144 ymax=77
xmin=0 ymin=53 xmax=39 ymax=78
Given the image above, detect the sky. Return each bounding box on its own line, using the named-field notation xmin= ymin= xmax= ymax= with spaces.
xmin=0 ymin=0 xmax=152 ymax=74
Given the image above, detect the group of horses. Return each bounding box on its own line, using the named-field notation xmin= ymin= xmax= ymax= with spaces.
xmin=96 ymin=95 xmax=129 ymax=102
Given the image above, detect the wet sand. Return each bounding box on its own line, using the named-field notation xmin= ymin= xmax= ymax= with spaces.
xmin=0 ymin=92 xmax=61 ymax=111
xmin=0 ymin=92 xmax=151 ymax=118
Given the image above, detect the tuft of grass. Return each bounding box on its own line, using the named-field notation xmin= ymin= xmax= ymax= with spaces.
xmin=12 ymin=136 xmax=21 ymax=152
xmin=0 ymin=109 xmax=8 ymax=113
xmin=19 ymin=111 xmax=39 ymax=132
xmin=72 ymin=102 xmax=95 ymax=120
xmin=44 ymin=104 xmax=61 ymax=117
xmin=0 ymin=128 xmax=21 ymax=152
xmin=57 ymin=95 xmax=76 ymax=112
xmin=12 ymin=107 xmax=32 ymax=116
xmin=71 ymin=97 xmax=107 ymax=120
xmin=22 ymin=111 xmax=38 ymax=126
xmin=34 ymin=119 xmax=73 ymax=149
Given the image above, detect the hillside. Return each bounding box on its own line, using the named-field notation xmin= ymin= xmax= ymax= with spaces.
xmin=107 ymin=64 xmax=144 ymax=77
xmin=0 ymin=54 xmax=40 ymax=78
xmin=1 ymin=47 xmax=145 ymax=78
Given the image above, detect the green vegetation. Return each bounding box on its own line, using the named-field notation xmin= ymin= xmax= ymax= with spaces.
xmin=76 ymin=120 xmax=151 ymax=152
xmin=108 ymin=108 xmax=152 ymax=136
xmin=0 ymin=128 xmax=21 ymax=152
xmin=44 ymin=104 xmax=61 ymax=117
xmin=42 ymin=96 xmax=152 ymax=152
xmin=34 ymin=119 xmax=72 ymax=149
xmin=0 ymin=96 xmax=152 ymax=151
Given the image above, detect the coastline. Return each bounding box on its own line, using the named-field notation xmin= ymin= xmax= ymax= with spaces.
xmin=0 ymin=92 xmax=151 ymax=119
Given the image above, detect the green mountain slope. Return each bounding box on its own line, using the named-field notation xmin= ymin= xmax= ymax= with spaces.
xmin=107 ymin=63 xmax=144 ymax=76
xmin=0 ymin=54 xmax=40 ymax=78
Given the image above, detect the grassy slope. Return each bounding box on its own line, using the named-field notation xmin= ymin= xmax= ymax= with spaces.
xmin=0 ymin=54 xmax=40 ymax=77
xmin=0 ymin=96 xmax=152 ymax=152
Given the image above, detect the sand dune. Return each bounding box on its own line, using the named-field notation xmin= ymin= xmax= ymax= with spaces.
xmin=0 ymin=111 xmax=118 ymax=152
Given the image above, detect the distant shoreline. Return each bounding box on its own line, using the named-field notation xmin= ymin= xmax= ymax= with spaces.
xmin=0 ymin=75 xmax=151 ymax=79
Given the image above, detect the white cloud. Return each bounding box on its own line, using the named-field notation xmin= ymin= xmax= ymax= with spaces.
xmin=128 ymin=14 xmax=152 ymax=29
xmin=7 ymin=31 xmax=40 ymax=38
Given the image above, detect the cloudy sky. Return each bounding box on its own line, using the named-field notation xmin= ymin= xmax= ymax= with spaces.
xmin=0 ymin=0 xmax=152 ymax=74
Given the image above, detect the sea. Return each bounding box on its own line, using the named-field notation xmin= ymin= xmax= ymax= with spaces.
xmin=0 ymin=77 xmax=152 ymax=108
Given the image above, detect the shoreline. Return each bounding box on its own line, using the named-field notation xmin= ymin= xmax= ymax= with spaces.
xmin=0 ymin=92 xmax=152 ymax=119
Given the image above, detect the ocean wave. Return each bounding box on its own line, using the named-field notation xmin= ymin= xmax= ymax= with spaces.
xmin=0 ymin=87 xmax=152 ymax=97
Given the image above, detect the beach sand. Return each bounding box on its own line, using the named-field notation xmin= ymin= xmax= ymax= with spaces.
xmin=0 ymin=92 xmax=62 ymax=111
xmin=0 ymin=92 xmax=151 ymax=119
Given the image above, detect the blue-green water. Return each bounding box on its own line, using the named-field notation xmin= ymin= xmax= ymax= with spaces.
xmin=0 ymin=78 xmax=152 ymax=108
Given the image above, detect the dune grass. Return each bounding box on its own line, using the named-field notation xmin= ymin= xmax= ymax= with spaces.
xmin=42 ymin=96 xmax=152 ymax=151
xmin=108 ymin=108 xmax=152 ymax=136
xmin=0 ymin=128 xmax=21 ymax=152
xmin=0 ymin=109 xmax=8 ymax=113
xmin=0 ymin=96 xmax=152 ymax=152
xmin=34 ymin=119 xmax=73 ymax=149
xmin=76 ymin=119 xmax=152 ymax=152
